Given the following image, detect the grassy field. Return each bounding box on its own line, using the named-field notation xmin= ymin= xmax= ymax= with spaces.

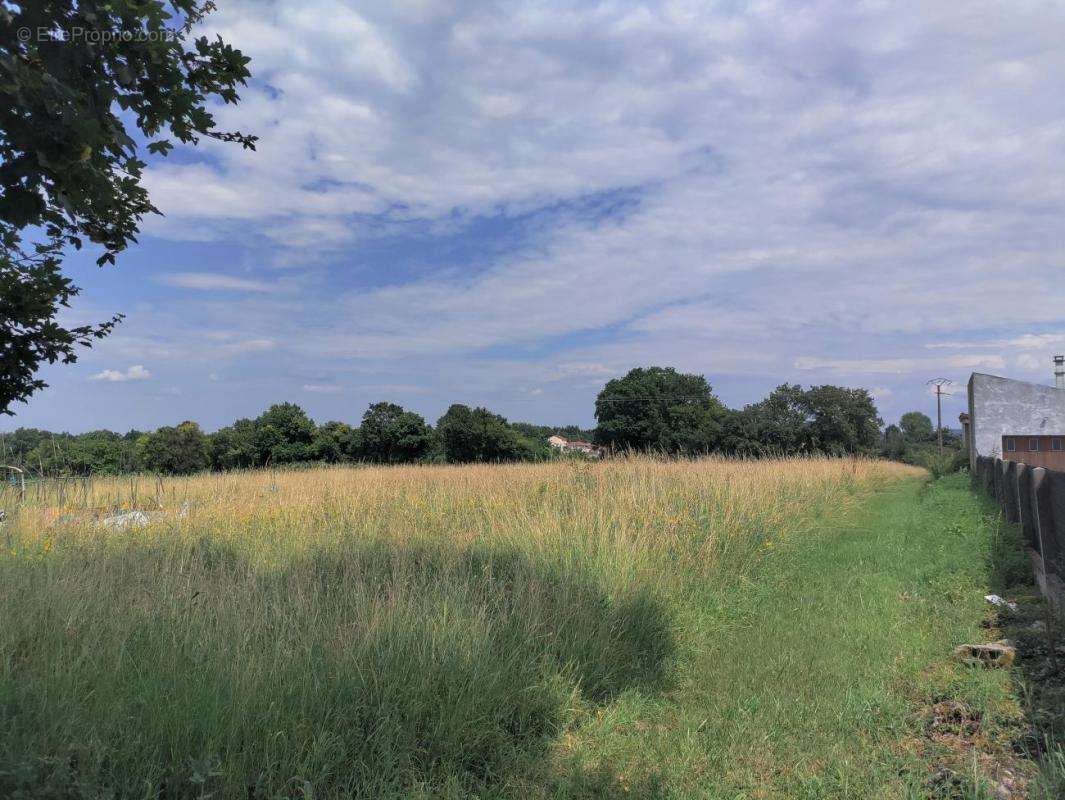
xmin=0 ymin=458 xmax=1051 ymax=798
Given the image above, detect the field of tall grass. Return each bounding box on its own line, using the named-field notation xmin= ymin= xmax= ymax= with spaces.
xmin=0 ymin=457 xmax=922 ymax=797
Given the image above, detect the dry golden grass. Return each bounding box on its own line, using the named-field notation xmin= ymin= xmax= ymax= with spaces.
xmin=0 ymin=456 xmax=925 ymax=798
xmin=7 ymin=456 xmax=920 ymax=568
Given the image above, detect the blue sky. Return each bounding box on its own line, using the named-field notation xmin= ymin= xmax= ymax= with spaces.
xmin=8 ymin=0 xmax=1065 ymax=433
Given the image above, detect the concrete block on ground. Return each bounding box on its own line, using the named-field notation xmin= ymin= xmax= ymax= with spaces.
xmin=953 ymin=640 xmax=1016 ymax=669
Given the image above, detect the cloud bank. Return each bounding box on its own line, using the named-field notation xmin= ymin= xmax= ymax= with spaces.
xmin=9 ymin=0 xmax=1065 ymax=431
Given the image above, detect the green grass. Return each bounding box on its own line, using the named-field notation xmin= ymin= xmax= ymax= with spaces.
xmin=0 ymin=464 xmax=1044 ymax=798
xmin=547 ymin=474 xmax=1023 ymax=799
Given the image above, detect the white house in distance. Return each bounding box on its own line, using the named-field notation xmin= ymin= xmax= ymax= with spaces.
xmin=966 ymin=356 xmax=1065 ymax=470
xmin=547 ymin=435 xmax=603 ymax=458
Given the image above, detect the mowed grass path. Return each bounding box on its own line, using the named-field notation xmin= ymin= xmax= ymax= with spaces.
xmin=544 ymin=474 xmax=1021 ymax=799
xmin=0 ymin=464 xmax=1025 ymax=798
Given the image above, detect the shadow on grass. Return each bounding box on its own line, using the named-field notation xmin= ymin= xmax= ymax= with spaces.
xmin=0 ymin=537 xmax=674 ymax=798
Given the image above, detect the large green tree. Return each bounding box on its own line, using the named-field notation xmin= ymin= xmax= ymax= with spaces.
xmin=880 ymin=423 xmax=907 ymax=462
xmin=800 ymin=384 xmax=882 ymax=455
xmin=593 ymin=367 xmax=727 ymax=455
xmin=359 ymin=402 xmax=433 ymax=464
xmin=208 ymin=418 xmax=260 ymax=470
xmin=136 ymin=420 xmax=208 ymax=474
xmin=722 ymin=384 xmax=810 ymax=456
xmin=436 ymin=404 xmax=539 ymax=463
xmin=899 ymin=411 xmax=935 ymax=443
xmin=255 ymin=403 xmax=316 ymax=465
xmin=311 ymin=421 xmax=360 ymax=464
xmin=720 ymin=383 xmax=883 ymax=457
xmin=0 ymin=0 xmax=255 ymax=413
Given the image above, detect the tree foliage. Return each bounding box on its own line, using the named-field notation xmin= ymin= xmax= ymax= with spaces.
xmin=359 ymin=402 xmax=433 ymax=463
xmin=594 ymin=367 xmax=726 ymax=455
xmin=311 ymin=421 xmax=360 ymax=464
xmin=879 ymin=410 xmax=962 ymax=468
xmin=436 ymin=405 xmax=541 ymax=463
xmin=136 ymin=421 xmax=208 ymax=475
xmin=724 ymin=384 xmax=882 ymax=456
xmin=0 ymin=0 xmax=255 ymax=413
xmin=0 ymin=234 xmax=122 ymax=412
xmin=255 ymin=403 xmax=315 ymax=464
xmin=0 ymin=426 xmax=140 ymax=474
xmin=899 ymin=411 xmax=935 ymax=443
xmin=208 ymin=419 xmax=260 ymax=470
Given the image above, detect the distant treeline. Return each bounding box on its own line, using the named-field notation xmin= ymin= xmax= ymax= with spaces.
xmin=0 ymin=402 xmax=597 ymax=476
xmin=0 ymin=366 xmax=958 ymax=476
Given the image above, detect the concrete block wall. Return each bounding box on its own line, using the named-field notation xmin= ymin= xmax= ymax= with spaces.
xmin=975 ymin=455 xmax=1065 ymax=581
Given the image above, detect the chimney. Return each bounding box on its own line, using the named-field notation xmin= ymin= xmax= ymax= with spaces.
xmin=1055 ymin=355 xmax=1065 ymax=389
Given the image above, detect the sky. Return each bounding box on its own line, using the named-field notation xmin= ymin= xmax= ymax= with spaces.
xmin=7 ymin=0 xmax=1065 ymax=433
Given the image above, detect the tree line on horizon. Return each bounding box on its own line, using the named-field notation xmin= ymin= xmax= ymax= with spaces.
xmin=0 ymin=367 xmax=955 ymax=476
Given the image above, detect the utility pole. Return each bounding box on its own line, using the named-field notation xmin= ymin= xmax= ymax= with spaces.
xmin=926 ymin=378 xmax=953 ymax=456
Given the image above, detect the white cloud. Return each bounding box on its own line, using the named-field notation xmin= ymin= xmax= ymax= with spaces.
xmin=302 ymin=383 xmax=343 ymax=394
xmin=138 ymin=0 xmax=1065 ymax=255
xmin=1017 ymin=353 xmax=1043 ymax=371
xmin=156 ymin=272 xmax=280 ymax=293
xmin=131 ymin=0 xmax=1065 ymax=378
xmin=218 ymin=338 xmax=277 ymax=355
xmin=89 ymin=365 xmax=153 ymax=382
xmin=794 ymin=355 xmax=1007 ymax=375
xmin=927 ymin=334 xmax=1065 ymax=351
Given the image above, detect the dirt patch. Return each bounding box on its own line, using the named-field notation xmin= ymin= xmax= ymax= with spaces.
xmin=918 ymin=695 xmax=1032 ymax=799
xmin=927 ymin=699 xmax=983 ymax=747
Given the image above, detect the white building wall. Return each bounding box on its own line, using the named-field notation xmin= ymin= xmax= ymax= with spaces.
xmin=968 ymin=373 xmax=1065 ymax=467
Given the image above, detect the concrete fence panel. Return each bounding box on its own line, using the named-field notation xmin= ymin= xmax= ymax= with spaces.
xmin=1005 ymin=461 xmax=1021 ymax=523
xmin=1015 ymin=463 xmax=1036 ymax=548
xmin=1030 ymin=468 xmax=1055 ymax=565
xmin=994 ymin=458 xmax=1005 ymax=508
xmin=1042 ymin=469 xmax=1065 ymax=578
xmin=1001 ymin=460 xmax=1018 ymax=521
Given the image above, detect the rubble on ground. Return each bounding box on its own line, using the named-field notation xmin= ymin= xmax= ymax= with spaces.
xmin=954 ymin=640 xmax=1016 ymax=668
xmin=99 ymin=510 xmax=150 ymax=530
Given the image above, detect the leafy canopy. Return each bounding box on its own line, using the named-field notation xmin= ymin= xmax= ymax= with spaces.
xmin=359 ymin=402 xmax=433 ymax=464
xmin=0 ymin=0 xmax=255 ymax=413
xmin=436 ymin=404 xmax=540 ymax=463
xmin=594 ymin=367 xmax=726 ymax=455
xmin=723 ymin=383 xmax=883 ymax=456
xmin=899 ymin=411 xmax=935 ymax=443
xmin=136 ymin=421 xmax=208 ymax=475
